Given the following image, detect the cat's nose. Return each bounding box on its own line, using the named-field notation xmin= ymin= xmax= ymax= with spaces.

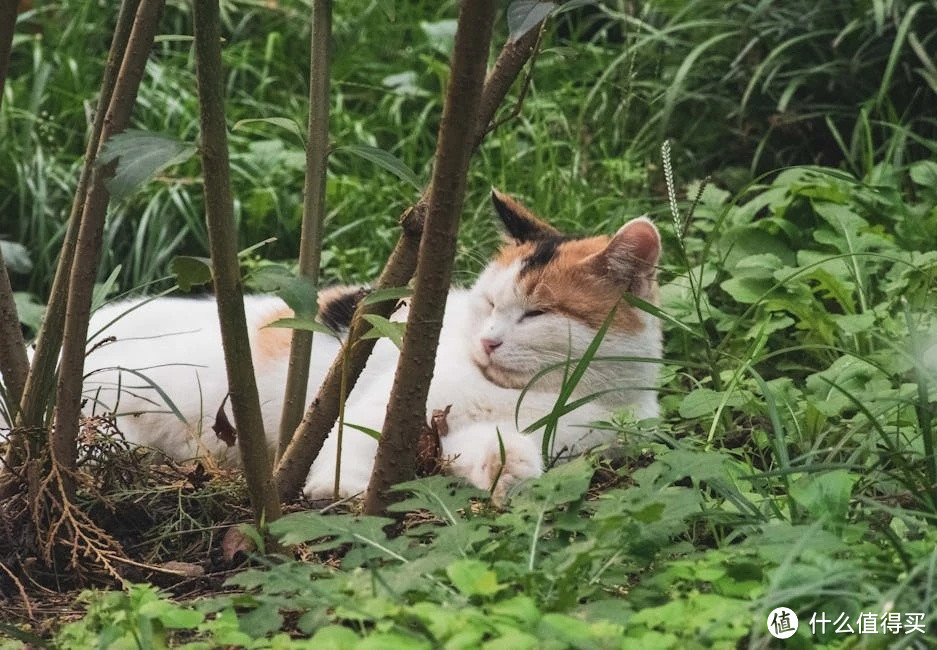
xmin=481 ymin=338 xmax=502 ymax=356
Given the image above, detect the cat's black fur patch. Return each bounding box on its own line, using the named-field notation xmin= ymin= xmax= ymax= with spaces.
xmin=491 ymin=189 xmax=558 ymax=242
xmin=319 ymin=286 xmax=370 ymax=332
xmin=521 ymin=236 xmax=573 ymax=274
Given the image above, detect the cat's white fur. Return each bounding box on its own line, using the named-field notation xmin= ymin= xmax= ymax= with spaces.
xmin=5 ymin=193 xmax=662 ymax=500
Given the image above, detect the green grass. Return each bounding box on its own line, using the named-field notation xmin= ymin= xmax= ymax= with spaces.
xmin=2 ymin=0 xmax=937 ymax=647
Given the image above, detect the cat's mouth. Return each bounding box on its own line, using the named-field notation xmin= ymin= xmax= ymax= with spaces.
xmin=472 ymin=353 xmax=528 ymax=389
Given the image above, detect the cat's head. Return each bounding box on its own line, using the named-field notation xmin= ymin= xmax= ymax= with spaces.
xmin=468 ymin=189 xmax=662 ymax=395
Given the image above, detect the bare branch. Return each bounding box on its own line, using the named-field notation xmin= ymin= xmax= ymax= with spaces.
xmin=193 ymin=0 xmax=281 ymax=526
xmin=276 ymin=0 xmax=332 ymax=461
xmin=364 ymin=0 xmax=497 ymax=514
xmin=51 ymin=0 xmax=164 ymax=498
xmin=274 ymin=12 xmax=548 ymax=502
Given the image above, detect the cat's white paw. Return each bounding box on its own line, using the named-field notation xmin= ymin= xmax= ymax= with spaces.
xmin=443 ymin=423 xmax=543 ymax=502
xmin=482 ymin=434 xmax=543 ymax=503
xmin=302 ymin=464 xmax=370 ymax=501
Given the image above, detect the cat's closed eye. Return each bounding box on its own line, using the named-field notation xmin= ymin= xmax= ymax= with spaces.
xmin=521 ymin=309 xmax=546 ymax=320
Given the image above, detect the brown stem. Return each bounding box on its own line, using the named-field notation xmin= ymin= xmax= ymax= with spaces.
xmin=15 ymin=0 xmax=140 ymax=436
xmin=193 ymin=0 xmax=281 ymax=526
xmin=273 ymin=14 xmax=547 ymax=502
xmin=0 ymin=0 xmax=29 ymax=421
xmin=363 ymin=0 xmax=496 ymax=514
xmin=51 ymin=0 xmax=164 ymax=499
xmin=276 ymin=0 xmax=332 ymax=461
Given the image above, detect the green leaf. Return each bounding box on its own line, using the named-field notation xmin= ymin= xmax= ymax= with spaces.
xmin=333 ymin=144 xmax=421 ymax=189
xmin=233 ymin=117 xmax=305 ymax=148
xmin=13 ymin=292 xmax=44 ymax=332
xmin=98 ymin=130 xmax=196 ymax=201
xmin=247 ymin=265 xmax=317 ymax=318
xmin=678 ymin=388 xmax=750 ymax=419
xmin=789 ymin=470 xmax=856 ymax=522
xmin=361 ymin=286 xmax=412 ymax=306
xmin=171 ymin=256 xmax=213 ymax=292
xmin=309 ymin=625 xmax=361 ymax=647
xmin=341 ymin=421 xmax=382 ymax=440
xmin=269 ymin=511 xmax=395 ymax=548
xmin=910 ymin=160 xmax=937 ymax=189
xmin=389 ymin=476 xmax=487 ymax=524
xmin=446 ymin=559 xmax=504 ymax=597
xmin=507 ymin=1 xmax=555 ymax=42
xmin=138 ymin=599 xmax=204 ymax=629
xmin=360 ymin=314 xmax=406 ymax=348
xmin=264 ymin=316 xmax=336 ymax=336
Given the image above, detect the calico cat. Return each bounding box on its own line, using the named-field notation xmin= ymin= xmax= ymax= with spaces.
xmin=73 ymin=190 xmax=662 ymax=498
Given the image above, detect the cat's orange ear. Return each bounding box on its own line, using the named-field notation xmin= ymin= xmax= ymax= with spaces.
xmin=587 ymin=216 xmax=660 ymax=293
xmin=491 ymin=188 xmax=561 ymax=243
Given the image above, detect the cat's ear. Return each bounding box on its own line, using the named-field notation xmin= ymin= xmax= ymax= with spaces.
xmin=586 ymin=216 xmax=660 ymax=293
xmin=491 ymin=188 xmax=561 ymax=242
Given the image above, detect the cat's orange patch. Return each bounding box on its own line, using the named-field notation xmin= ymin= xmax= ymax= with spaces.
xmin=253 ymin=304 xmax=295 ymax=365
xmin=514 ymin=236 xmax=654 ymax=334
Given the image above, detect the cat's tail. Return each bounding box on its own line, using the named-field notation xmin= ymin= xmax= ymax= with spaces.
xmin=317 ymin=285 xmax=372 ymax=334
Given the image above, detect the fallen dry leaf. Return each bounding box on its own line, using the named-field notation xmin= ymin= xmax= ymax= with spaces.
xmin=416 ymin=405 xmax=450 ymax=477
xmin=212 ymin=394 xmax=237 ymax=447
xmin=222 ymin=524 xmax=256 ymax=564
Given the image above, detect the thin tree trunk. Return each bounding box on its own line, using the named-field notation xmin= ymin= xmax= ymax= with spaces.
xmin=14 ymin=0 xmax=140 ymax=436
xmin=51 ymin=0 xmax=164 ymax=499
xmin=363 ymin=0 xmax=496 ymax=514
xmin=193 ymin=0 xmax=281 ymax=526
xmin=276 ymin=0 xmax=331 ymax=461
xmin=273 ymin=14 xmax=546 ymax=502
xmin=0 ymin=0 xmax=29 ymax=420
xmin=0 ymin=256 xmax=27 ymax=422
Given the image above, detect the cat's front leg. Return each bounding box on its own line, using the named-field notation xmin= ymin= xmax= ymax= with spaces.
xmin=442 ymin=422 xmax=542 ymax=502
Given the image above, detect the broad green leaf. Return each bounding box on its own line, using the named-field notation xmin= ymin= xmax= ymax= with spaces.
xmin=910 ymin=160 xmax=937 ymax=189
xmin=333 ymin=144 xmax=421 ymax=190
xmin=171 ymin=256 xmax=212 ymax=292
xmin=389 ymin=476 xmax=487 ymax=524
xmin=732 ymin=253 xmax=784 ymax=279
xmin=360 ymin=314 xmax=406 ymax=348
xmin=138 ymin=599 xmax=204 ymax=629
xmin=507 ymin=1 xmax=555 ymax=42
xmin=445 ymin=559 xmax=504 ymax=597
xmin=13 ymin=292 xmax=44 ymax=332
xmin=247 ymin=265 xmax=317 ymax=318
xmin=98 ymin=130 xmax=196 ymax=201
xmin=310 ymin=625 xmax=360 ymax=647
xmin=789 ymin=470 xmax=857 ymax=522
xmin=269 ymin=512 xmax=397 ymax=553
xmin=678 ymin=387 xmax=750 ymax=419
xmin=719 ymin=276 xmax=774 ymax=304
xmin=232 ymin=117 xmax=305 ymax=148
xmin=0 ymin=240 xmax=32 ymax=274
xmin=518 ymin=456 xmax=594 ymax=508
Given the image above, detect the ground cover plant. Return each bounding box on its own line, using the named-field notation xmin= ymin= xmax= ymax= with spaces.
xmin=1 ymin=0 xmax=936 ymax=647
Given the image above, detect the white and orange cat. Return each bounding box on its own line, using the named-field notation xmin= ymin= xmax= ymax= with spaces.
xmin=41 ymin=190 xmax=663 ymax=498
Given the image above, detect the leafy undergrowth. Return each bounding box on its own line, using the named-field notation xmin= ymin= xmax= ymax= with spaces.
xmin=3 ymin=162 xmax=936 ymax=648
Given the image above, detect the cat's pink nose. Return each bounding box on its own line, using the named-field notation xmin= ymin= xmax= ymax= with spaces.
xmin=481 ymin=338 xmax=502 ymax=356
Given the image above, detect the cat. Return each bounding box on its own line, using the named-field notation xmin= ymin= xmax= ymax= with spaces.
xmin=48 ymin=190 xmax=663 ymax=499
